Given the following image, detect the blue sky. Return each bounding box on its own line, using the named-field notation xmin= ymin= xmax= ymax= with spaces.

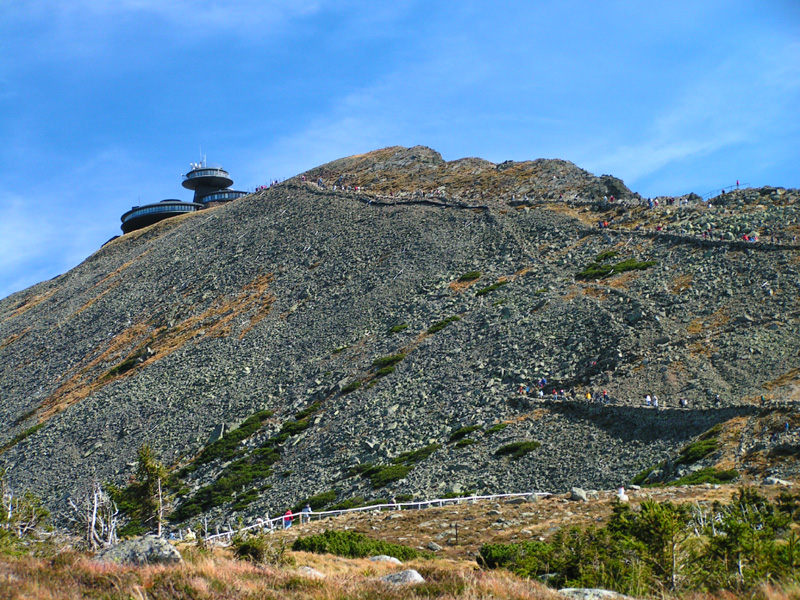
xmin=1 ymin=1 xmax=798 ymax=300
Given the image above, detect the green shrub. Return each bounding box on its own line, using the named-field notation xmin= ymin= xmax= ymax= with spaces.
xmin=332 ymin=346 xmax=347 ymax=354
xmin=194 ymin=410 xmax=274 ymax=466
xmin=328 ymin=497 xmax=365 ymax=511
xmin=393 ymin=444 xmax=441 ymax=465
xmin=495 ymin=440 xmax=541 ymax=460
xmin=280 ymin=419 xmax=310 ymax=437
xmin=372 ymin=354 xmax=406 ymax=369
xmin=485 ymin=423 xmax=508 ymax=435
xmin=341 ymin=381 xmax=361 ymax=394
xmin=233 ymin=533 xmax=293 ymax=566
xmin=172 ymin=448 xmax=280 ymax=521
xmin=595 ymin=250 xmax=619 ymax=262
xmin=449 ymin=425 xmax=482 ymax=442
xmin=676 ymin=438 xmax=719 ymax=465
xmin=293 ymin=402 xmax=321 ymax=421
xmin=427 ymin=315 xmax=461 ymax=334
xmin=475 ymin=281 xmax=508 ymax=296
xmin=105 ymin=355 xmax=139 ymax=378
xmin=369 ymin=465 xmax=411 ymax=488
xmin=577 ymin=257 xmax=657 ymax=280
xmin=480 ymin=489 xmax=798 ymax=595
xmin=455 ymin=438 xmax=476 ymax=448
xmin=293 ymin=489 xmax=337 ymax=513
xmin=1 ymin=423 xmax=45 ymax=452
xmin=388 ymin=323 xmax=408 ymax=334
xmin=292 ymin=530 xmax=420 ymax=560
xmin=630 ymin=464 xmax=659 ymax=486
xmin=394 ymin=494 xmax=414 ymax=502
xmin=375 ymin=366 xmax=395 ymax=378
xmin=458 ymin=271 xmax=481 ymax=282
xmin=672 ymin=467 xmax=738 ymax=486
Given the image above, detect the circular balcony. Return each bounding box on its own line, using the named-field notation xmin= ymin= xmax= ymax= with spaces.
xmin=197 ymin=189 xmax=248 ymax=204
xmin=182 ymin=167 xmax=233 ymax=191
xmin=121 ymin=199 xmax=203 ymax=234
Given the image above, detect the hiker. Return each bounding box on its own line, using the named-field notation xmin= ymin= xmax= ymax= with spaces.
xmin=585 ymin=391 xmax=592 ymax=402
xmin=653 ymin=395 xmax=659 ymax=409
xmin=300 ymin=504 xmax=312 ymax=524
xmin=390 ymin=496 xmax=399 ymax=510
xmin=283 ymin=509 xmax=294 ymax=529
xmin=714 ymin=394 xmax=721 ymax=407
xmin=645 ymin=394 xmax=652 ymax=407
xmin=602 ymin=390 xmax=610 ymax=404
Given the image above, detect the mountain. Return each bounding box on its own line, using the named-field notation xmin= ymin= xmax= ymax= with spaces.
xmin=0 ymin=146 xmax=798 ymax=527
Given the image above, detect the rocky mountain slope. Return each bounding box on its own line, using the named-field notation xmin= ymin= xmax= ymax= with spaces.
xmin=0 ymin=146 xmax=798 ymax=528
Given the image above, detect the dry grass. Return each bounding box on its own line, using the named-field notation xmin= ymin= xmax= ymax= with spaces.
xmin=582 ymin=286 xmax=608 ymax=300
xmin=25 ymin=273 xmax=275 ymax=427
xmin=2 ymin=288 xmax=58 ymax=322
xmin=0 ymin=548 xmax=563 ymax=600
xmin=671 ymin=273 xmax=694 ymax=294
xmin=1 ymin=481 xmax=797 ymax=599
xmin=0 ymin=329 xmax=29 ymax=351
xmin=763 ymin=368 xmax=800 ymax=392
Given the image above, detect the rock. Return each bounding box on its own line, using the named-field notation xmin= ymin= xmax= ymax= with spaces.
xmin=297 ymin=566 xmax=326 ymax=579
xmin=208 ymin=424 xmax=225 ymax=444
xmin=380 ymin=569 xmax=425 ymax=585
xmin=95 ymin=536 xmax=183 ymax=565
xmin=369 ymin=555 xmax=403 ymax=564
xmin=559 ymin=588 xmax=634 ymax=600
xmin=427 ymin=541 xmax=443 ymax=551
xmin=504 ymin=497 xmax=528 ymax=505
xmin=763 ymin=476 xmax=793 ymax=486
xmin=570 ymin=488 xmax=589 ymax=502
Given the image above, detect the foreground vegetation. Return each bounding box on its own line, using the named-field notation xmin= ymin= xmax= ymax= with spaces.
xmin=480 ymin=488 xmax=800 ymax=596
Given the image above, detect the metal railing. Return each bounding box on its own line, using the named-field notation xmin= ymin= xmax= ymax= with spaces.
xmin=701 ymin=183 xmax=750 ymax=200
xmin=184 ymin=168 xmax=230 ymax=180
xmin=203 ymin=491 xmax=550 ymax=543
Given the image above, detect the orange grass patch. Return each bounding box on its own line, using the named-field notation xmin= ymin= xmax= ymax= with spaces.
xmin=3 ymin=288 xmax=58 ymax=322
xmin=670 ymin=273 xmax=694 ymax=294
xmin=30 ymin=273 xmax=275 ymax=426
xmin=763 ymin=367 xmax=800 ymax=391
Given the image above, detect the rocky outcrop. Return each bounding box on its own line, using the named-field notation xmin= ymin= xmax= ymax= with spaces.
xmin=95 ymin=536 xmax=182 ymax=565
xmin=0 ymin=146 xmax=797 ymax=530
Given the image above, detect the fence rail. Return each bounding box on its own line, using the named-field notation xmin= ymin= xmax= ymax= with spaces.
xmin=701 ymin=183 xmax=750 ymax=200
xmin=203 ymin=491 xmax=550 ymax=543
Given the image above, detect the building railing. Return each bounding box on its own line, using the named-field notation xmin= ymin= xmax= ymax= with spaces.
xmin=203 ymin=491 xmax=550 ymax=544
xmin=184 ymin=168 xmax=230 ymax=180
xmin=122 ymin=203 xmax=199 ymax=222
xmin=200 ymin=191 xmax=248 ymax=203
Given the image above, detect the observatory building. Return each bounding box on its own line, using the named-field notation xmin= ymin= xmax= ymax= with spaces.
xmin=182 ymin=162 xmax=248 ymax=205
xmin=120 ymin=160 xmax=247 ymax=234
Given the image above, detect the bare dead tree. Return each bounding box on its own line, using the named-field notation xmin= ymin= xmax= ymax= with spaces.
xmin=0 ymin=467 xmax=49 ymax=539
xmin=68 ymin=480 xmax=119 ymax=549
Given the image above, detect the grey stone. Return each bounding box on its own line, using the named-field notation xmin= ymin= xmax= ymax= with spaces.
xmin=570 ymin=488 xmax=589 ymax=502
xmin=380 ymin=569 xmax=425 ymax=585
xmin=96 ymin=536 xmax=183 ymax=566
xmin=369 ymin=555 xmax=403 ymax=564
xmin=297 ymin=566 xmax=326 ymax=579
xmin=427 ymin=541 xmax=443 ymax=551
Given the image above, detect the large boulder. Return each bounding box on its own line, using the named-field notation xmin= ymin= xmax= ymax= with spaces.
xmin=96 ymin=535 xmax=183 ymax=565
xmin=380 ymin=569 xmax=425 ymax=585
